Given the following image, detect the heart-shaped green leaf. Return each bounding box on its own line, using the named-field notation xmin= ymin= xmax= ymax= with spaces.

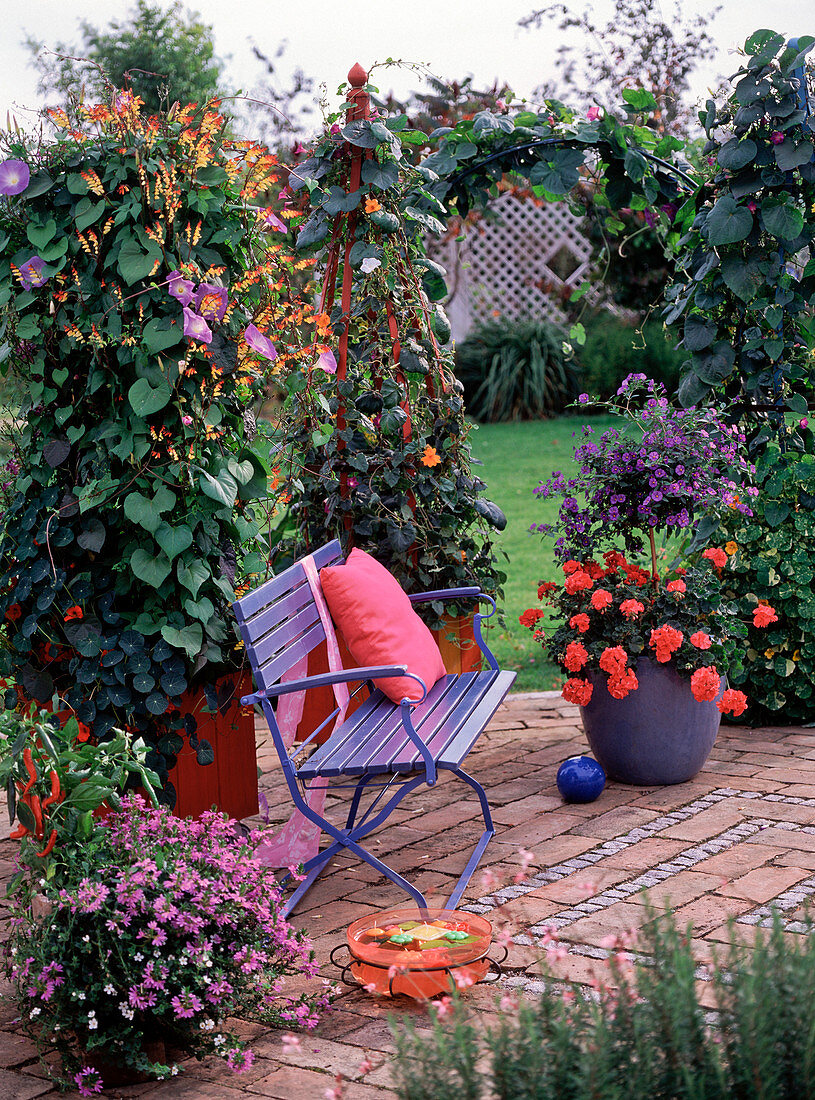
xmin=117 ymin=235 xmax=162 ymax=286
xmin=130 ymin=548 xmax=172 ymax=588
xmin=178 ymin=558 xmax=209 ymax=598
xmin=27 ymin=218 xmax=57 ymax=250
xmin=161 ymin=622 xmax=203 ymax=658
xmin=124 ymin=492 xmax=161 ymax=532
xmin=198 ymin=468 xmax=237 ymax=508
xmin=154 ymin=522 xmax=193 ymax=560
xmin=128 ymin=376 xmax=172 ymax=417
xmin=705 ymin=195 xmax=753 ymax=246
xmin=53 ymin=367 xmax=69 ymax=386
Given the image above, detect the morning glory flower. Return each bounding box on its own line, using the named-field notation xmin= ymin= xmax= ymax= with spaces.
xmin=18 ymin=256 xmax=47 ymax=289
xmin=263 ymin=210 xmax=288 ymax=233
xmin=244 ymin=323 xmax=277 ymax=362
xmin=360 ymin=256 xmax=381 ymax=274
xmin=195 ymin=283 xmax=228 ymax=322
xmin=0 ymin=159 xmax=30 ymax=196
xmin=316 ymin=349 xmax=337 ymax=374
xmin=182 ymin=307 xmax=212 ymax=344
xmin=167 ymin=270 xmax=196 ymax=306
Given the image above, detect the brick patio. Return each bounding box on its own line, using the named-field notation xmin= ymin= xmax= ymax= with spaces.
xmin=1 ymin=693 xmax=813 ymax=1098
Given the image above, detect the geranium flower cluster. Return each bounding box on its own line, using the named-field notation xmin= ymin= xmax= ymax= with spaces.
xmin=521 ymin=547 xmax=777 ymax=717
xmin=532 ymin=375 xmax=755 ymax=559
xmin=6 ymin=797 xmax=333 ymax=1089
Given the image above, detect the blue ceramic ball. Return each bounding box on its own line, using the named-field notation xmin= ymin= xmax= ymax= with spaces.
xmin=556 ymin=755 xmax=606 ymax=803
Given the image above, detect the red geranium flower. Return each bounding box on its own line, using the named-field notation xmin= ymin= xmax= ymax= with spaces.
xmin=564 ymin=570 xmax=593 ymax=595
xmin=562 ymin=677 xmax=593 ymax=706
xmin=564 ymin=641 xmax=589 ymax=672
xmin=590 ymin=589 xmax=612 ymax=611
xmin=717 ymin=688 xmax=747 ymax=716
xmin=619 ymin=599 xmax=645 ymax=620
xmin=569 ymin=613 xmax=590 ymax=633
xmin=666 ymin=578 xmax=686 ymax=594
xmin=649 ymin=624 xmax=684 ymax=663
xmin=691 ymin=666 xmax=721 ymax=702
xmin=690 ymin=631 xmax=712 ymax=650
xmin=702 ymin=548 xmax=728 ymax=569
xmin=753 ymin=604 xmax=778 ymax=628
xmin=562 ymin=560 xmax=582 ymax=574
xmin=519 ymin=608 xmax=545 ymax=629
xmin=537 ymin=582 xmax=557 ymax=598
xmin=607 ymin=667 xmax=638 ymax=699
xmin=599 ymin=646 xmax=627 ymax=676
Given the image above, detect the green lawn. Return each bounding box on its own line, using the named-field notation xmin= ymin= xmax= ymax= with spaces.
xmin=469 ymin=415 xmax=620 ymax=693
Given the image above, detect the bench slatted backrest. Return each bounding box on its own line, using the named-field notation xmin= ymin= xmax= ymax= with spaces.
xmin=233 ymin=540 xmax=343 ymax=691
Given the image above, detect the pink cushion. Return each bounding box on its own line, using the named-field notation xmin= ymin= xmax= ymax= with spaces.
xmin=320 ymin=548 xmax=447 ymax=703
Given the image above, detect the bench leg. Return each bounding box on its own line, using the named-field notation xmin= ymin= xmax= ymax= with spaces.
xmin=280 ymin=773 xmax=432 ymax=916
xmin=446 ymin=766 xmax=495 ymax=911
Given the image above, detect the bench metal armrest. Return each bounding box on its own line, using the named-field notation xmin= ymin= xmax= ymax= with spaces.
xmin=408 ymin=586 xmax=482 ymax=604
xmin=240 ymin=665 xmax=408 ymax=705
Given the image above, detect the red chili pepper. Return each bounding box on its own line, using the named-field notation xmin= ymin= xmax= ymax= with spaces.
xmin=9 ymin=824 xmax=29 ymax=840
xmin=35 ymin=829 xmax=57 ymax=858
xmin=21 ymin=747 xmax=37 ymax=796
xmin=29 ymin=794 xmax=44 ymax=839
xmin=41 ymin=770 xmax=62 ymax=812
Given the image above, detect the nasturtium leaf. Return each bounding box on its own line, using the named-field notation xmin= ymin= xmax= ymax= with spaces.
xmin=146 ymin=691 xmax=170 ymax=716
xmin=196 ymin=739 xmax=215 ymax=766
xmin=128 ymin=377 xmax=172 ymax=417
xmin=117 ymin=236 xmax=162 ymax=286
xmin=130 ymin=548 xmax=172 ymax=588
xmin=705 ymin=195 xmax=753 ymax=246
xmin=717 ymin=138 xmax=757 ymax=172
xmin=178 ymin=558 xmax=209 ymax=598
xmin=154 ymin=522 xmax=193 ymax=561
xmin=161 ymin=622 xmax=203 ymax=658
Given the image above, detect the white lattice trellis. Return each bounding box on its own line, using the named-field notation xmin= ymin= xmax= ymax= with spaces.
xmin=428 ymin=192 xmax=593 ymax=341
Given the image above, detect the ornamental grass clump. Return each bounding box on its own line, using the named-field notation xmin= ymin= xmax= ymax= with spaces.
xmin=5 ymin=796 xmax=331 ymax=1091
xmin=522 ymin=375 xmax=776 ymax=711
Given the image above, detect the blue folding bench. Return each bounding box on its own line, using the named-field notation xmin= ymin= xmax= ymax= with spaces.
xmin=232 ymin=540 xmax=516 ymax=915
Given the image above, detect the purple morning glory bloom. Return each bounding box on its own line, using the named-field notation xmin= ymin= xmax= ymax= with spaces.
xmin=0 ymin=159 xmax=30 ymax=196
xmin=182 ymin=306 xmax=212 ymax=345
xmin=18 ymin=256 xmax=47 ymax=290
xmin=195 ymin=283 xmax=228 ymax=322
xmin=167 ymin=270 xmax=196 ymax=306
xmin=316 ymin=349 xmax=337 ymax=375
xmin=264 ymin=210 xmax=288 ymax=233
xmin=244 ymin=323 xmax=277 ymax=361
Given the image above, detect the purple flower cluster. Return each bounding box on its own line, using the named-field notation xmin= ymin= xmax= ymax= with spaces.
xmin=7 ymin=797 xmax=333 ymax=1086
xmin=533 ymin=374 xmax=754 ymax=558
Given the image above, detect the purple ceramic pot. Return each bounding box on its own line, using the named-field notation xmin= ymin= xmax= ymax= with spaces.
xmin=580 ymin=657 xmax=723 ymax=785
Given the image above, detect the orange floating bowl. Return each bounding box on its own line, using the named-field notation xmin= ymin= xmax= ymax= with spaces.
xmin=346 ymin=907 xmax=492 ymax=999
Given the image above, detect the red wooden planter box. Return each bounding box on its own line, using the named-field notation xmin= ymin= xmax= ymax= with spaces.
xmin=167 ymin=671 xmax=259 ymax=820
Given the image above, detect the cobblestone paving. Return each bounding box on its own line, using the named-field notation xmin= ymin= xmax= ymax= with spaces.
xmin=1 ymin=694 xmax=813 ymax=1097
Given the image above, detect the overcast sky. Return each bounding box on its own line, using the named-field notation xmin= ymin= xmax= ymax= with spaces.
xmin=0 ymin=0 xmax=811 ymax=133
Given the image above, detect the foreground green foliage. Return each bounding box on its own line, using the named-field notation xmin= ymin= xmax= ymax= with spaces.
xmin=390 ymin=910 xmax=815 ymax=1100
xmin=577 ymin=312 xmax=685 ymax=399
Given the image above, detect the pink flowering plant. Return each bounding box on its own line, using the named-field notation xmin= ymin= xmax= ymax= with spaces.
xmin=5 ymin=796 xmax=331 ymax=1091
xmin=522 ymin=376 xmax=777 ymax=713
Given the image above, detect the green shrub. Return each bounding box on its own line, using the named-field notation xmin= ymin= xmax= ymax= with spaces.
xmin=706 ymin=443 xmax=815 ymax=724
xmin=454 ymin=318 xmax=579 ymax=421
xmin=389 ymin=908 xmax=815 ymax=1100
xmin=576 ymin=312 xmax=685 ymax=399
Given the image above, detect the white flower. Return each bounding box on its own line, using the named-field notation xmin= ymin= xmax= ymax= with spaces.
xmin=30 ymin=1008 xmax=41 ymax=1018
xmin=134 ymin=952 xmax=144 ymax=961
xmin=213 ymin=1034 xmax=225 ymax=1047
xmin=82 ymin=935 xmax=90 ymax=943
xmin=171 ymin=1066 xmax=179 ymax=1076
xmin=360 ymin=257 xmax=381 ymax=274
xmin=104 ymin=984 xmax=116 ymax=995
xmin=75 ymin=992 xmax=85 ymax=1001
xmin=88 ymin=1017 xmax=98 ymax=1030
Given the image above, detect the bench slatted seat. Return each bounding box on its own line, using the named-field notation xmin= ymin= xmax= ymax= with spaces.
xmin=233 ymin=540 xmax=516 ymax=916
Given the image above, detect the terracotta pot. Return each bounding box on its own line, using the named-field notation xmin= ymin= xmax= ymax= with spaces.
xmin=580 ymin=658 xmax=723 ymax=785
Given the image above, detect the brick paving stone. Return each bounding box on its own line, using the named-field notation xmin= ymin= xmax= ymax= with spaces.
xmin=671 ymin=895 xmax=756 ymax=935
xmin=0 ymin=1031 xmax=37 ymax=1068
xmin=720 ymin=865 xmax=811 ymax=903
xmin=626 ymin=871 xmax=726 ymax=909
xmin=0 ymin=1068 xmax=52 ymax=1098
xmin=691 ymin=844 xmax=791 ymax=878
xmin=660 ymin=806 xmax=748 ymax=841
xmin=492 ymin=812 xmax=585 ymax=848
xmin=246 ymin=1065 xmax=395 ymax=1097
xmin=601 ymin=837 xmax=688 ymax=871
xmin=745 ymin=827 xmax=815 ymax=852
xmin=571 ymin=806 xmax=659 ymax=839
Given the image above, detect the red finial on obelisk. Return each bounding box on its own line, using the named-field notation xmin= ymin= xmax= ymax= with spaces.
xmin=348 ymin=63 xmax=368 ymax=88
